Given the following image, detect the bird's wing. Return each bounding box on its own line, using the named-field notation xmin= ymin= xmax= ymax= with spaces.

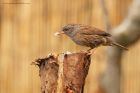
xmin=79 ymin=25 xmax=111 ymax=37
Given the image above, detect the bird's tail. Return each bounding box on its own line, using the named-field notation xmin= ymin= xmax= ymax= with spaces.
xmin=112 ymin=42 xmax=128 ymax=50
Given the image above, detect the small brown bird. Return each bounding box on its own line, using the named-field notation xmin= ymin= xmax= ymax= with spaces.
xmin=56 ymin=24 xmax=128 ymax=50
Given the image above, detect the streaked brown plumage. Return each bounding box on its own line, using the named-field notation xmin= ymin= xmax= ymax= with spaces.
xmin=59 ymin=24 xmax=128 ymax=50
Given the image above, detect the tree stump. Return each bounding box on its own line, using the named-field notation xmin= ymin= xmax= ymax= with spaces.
xmin=33 ymin=52 xmax=91 ymax=93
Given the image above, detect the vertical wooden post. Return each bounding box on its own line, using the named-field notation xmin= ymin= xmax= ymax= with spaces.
xmin=34 ymin=52 xmax=91 ymax=93
xmin=35 ymin=55 xmax=59 ymax=93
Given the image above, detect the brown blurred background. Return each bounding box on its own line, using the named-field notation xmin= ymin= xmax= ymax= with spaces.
xmin=1 ymin=0 xmax=140 ymax=93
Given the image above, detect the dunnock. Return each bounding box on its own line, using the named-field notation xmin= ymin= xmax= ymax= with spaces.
xmin=55 ymin=24 xmax=128 ymax=50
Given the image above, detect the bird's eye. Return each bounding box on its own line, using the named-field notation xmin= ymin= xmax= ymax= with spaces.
xmin=63 ymin=27 xmax=69 ymax=31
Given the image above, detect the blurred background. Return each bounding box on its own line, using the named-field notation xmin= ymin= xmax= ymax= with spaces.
xmin=1 ymin=0 xmax=140 ymax=93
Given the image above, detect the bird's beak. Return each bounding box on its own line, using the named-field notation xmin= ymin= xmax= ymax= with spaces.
xmin=54 ymin=31 xmax=64 ymax=36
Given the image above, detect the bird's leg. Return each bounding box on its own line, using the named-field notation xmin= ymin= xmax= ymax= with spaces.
xmin=86 ymin=47 xmax=95 ymax=55
xmin=87 ymin=48 xmax=92 ymax=52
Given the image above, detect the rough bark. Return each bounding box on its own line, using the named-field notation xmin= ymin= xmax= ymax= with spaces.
xmin=34 ymin=52 xmax=91 ymax=93
xmin=35 ymin=55 xmax=59 ymax=93
xmin=63 ymin=53 xmax=91 ymax=93
xmin=99 ymin=0 xmax=140 ymax=93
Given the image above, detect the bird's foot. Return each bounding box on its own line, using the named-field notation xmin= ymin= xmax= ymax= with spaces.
xmin=80 ymin=50 xmax=87 ymax=53
xmin=79 ymin=50 xmax=92 ymax=55
xmin=80 ymin=48 xmax=95 ymax=55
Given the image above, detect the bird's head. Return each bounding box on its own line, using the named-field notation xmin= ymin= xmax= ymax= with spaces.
xmin=62 ymin=24 xmax=76 ymax=36
xmin=55 ymin=24 xmax=79 ymax=37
